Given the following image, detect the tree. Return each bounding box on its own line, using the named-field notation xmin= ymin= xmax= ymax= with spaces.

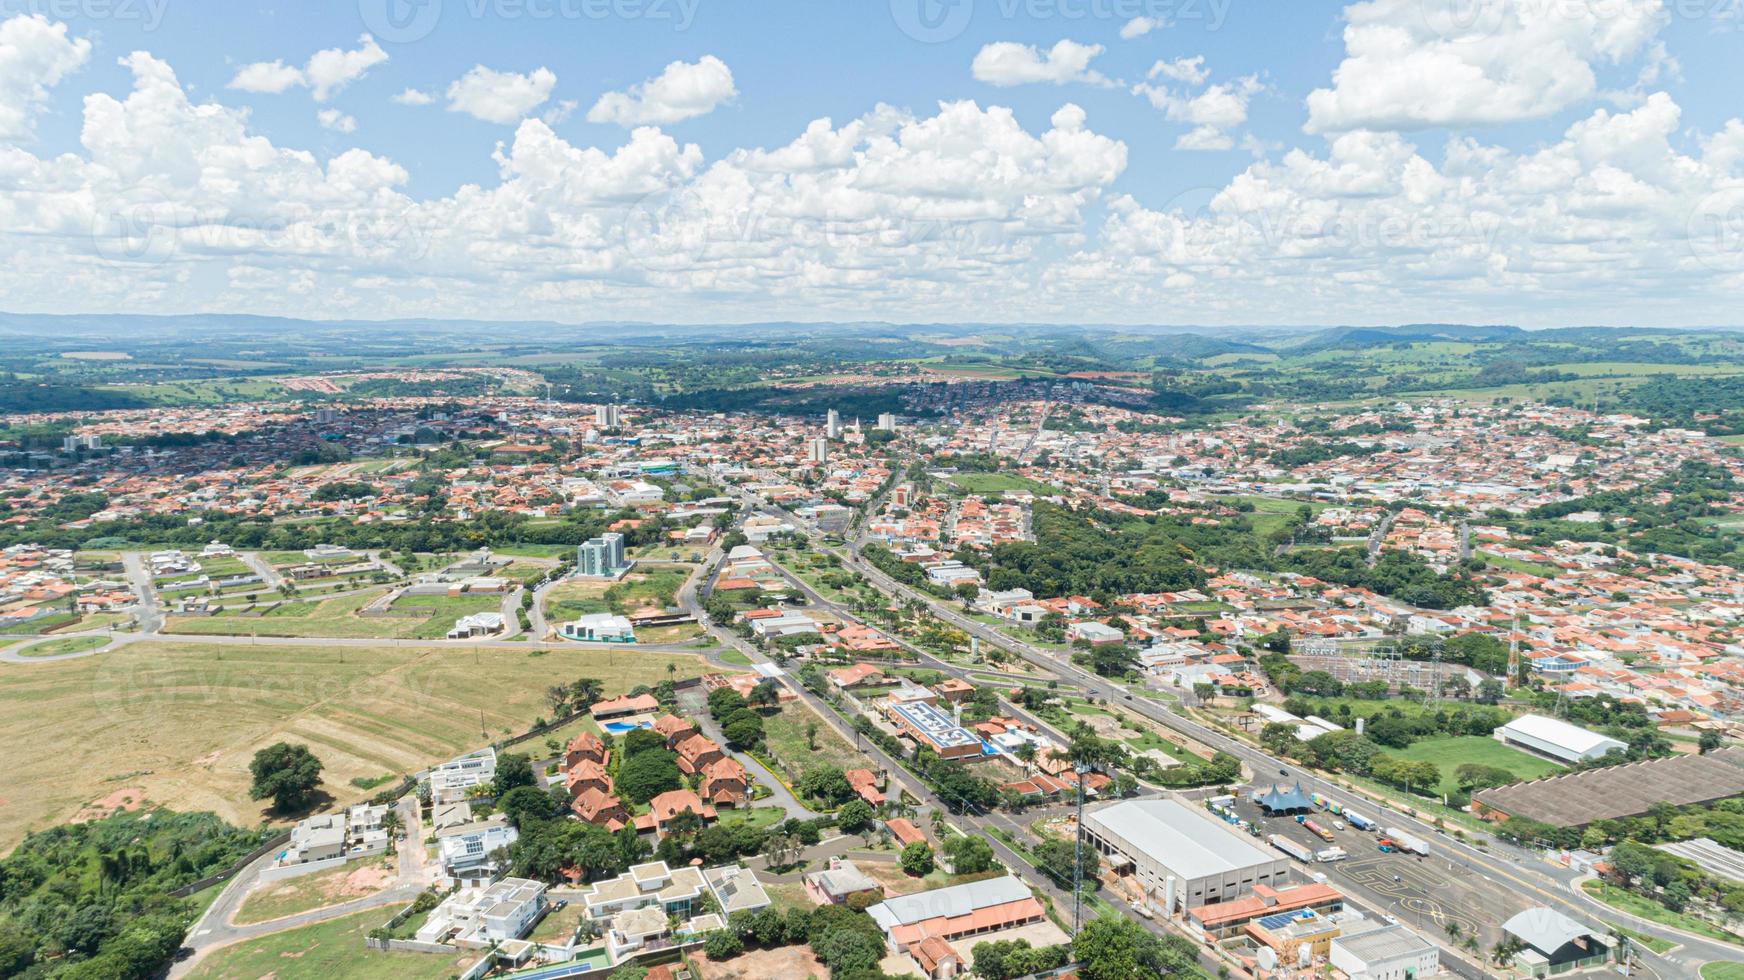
xmin=493 ymin=753 xmax=536 ymax=797
xmin=248 ymin=743 xmax=324 ymax=813
xmin=837 ymin=799 xmax=876 ymax=835
xmin=722 ymin=709 xmax=766 ymax=749
xmin=900 ymin=841 xmax=935 ymax=876
xmin=1700 ymin=730 xmax=1725 ymax=754
xmin=499 ymin=785 xmax=558 ymax=829
xmin=944 ymin=833 xmax=996 ymax=874
xmin=702 ymin=929 xmax=743 ymax=959
xmin=1073 ymin=914 xmax=1196 ymax=980
xmin=617 ymin=749 xmax=683 ymax=804
xmin=1033 ymin=838 xmax=1094 ymax=888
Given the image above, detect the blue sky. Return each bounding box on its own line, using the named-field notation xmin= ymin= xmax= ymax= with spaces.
xmin=3 ymin=0 xmax=1743 ymax=325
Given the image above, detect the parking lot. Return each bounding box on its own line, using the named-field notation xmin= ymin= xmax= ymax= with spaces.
xmin=1225 ymin=787 xmax=1534 ymax=955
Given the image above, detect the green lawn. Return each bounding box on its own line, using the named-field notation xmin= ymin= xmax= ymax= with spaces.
xmin=717 ymin=806 xmax=787 ymax=830
xmin=761 ymin=701 xmax=863 ymax=781
xmin=1389 ymin=736 xmax=1562 ymax=796
xmin=945 ymin=472 xmax=1055 ymax=495
xmin=718 ymin=649 xmax=752 ymax=666
xmin=1701 ymin=963 xmax=1744 ymax=979
xmin=18 ymin=635 xmax=108 ymax=658
xmin=164 ymin=590 xmax=502 ymax=640
xmin=185 ymin=907 xmax=480 ymax=980
xmin=1582 ymin=880 xmax=1744 ymax=946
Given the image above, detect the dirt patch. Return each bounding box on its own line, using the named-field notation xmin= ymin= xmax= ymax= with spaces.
xmin=327 ymin=862 xmax=395 ymax=899
xmin=694 ymin=944 xmax=829 ymax=979
xmin=71 ymin=787 xmax=146 ymax=822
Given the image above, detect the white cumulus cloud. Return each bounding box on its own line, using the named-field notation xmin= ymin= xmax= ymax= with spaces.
xmin=972 ymin=40 xmax=1110 ymax=87
xmin=587 ymin=55 xmax=737 ymax=127
xmin=446 ymin=65 xmax=557 ymax=124
xmin=1305 ymin=0 xmax=1667 ymax=132
xmin=228 ymin=34 xmax=387 ymax=102
xmin=0 ymin=14 xmax=91 ymax=142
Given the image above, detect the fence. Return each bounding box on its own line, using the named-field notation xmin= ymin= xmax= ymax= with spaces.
xmin=257 ymin=852 xmax=348 ymax=884
xmin=167 ymin=830 xmax=292 ymax=898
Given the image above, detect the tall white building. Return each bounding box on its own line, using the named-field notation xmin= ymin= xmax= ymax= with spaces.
xmin=877 ymin=413 xmax=897 ymax=432
xmin=806 ymin=437 xmax=829 ymax=465
xmin=825 ymin=409 xmax=842 ymax=439
xmin=595 ymin=404 xmax=622 ymax=428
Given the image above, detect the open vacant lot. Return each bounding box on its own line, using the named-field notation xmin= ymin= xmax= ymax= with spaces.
xmin=235 ymin=856 xmax=397 ymax=924
xmin=185 ymin=907 xmax=479 ymax=980
xmin=164 ymin=590 xmax=502 ymax=640
xmin=1390 ymin=735 xmax=1562 ymax=795
xmin=0 ymin=641 xmax=709 ymax=850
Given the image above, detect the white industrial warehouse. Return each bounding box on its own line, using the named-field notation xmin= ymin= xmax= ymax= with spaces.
xmin=1083 ymin=798 xmax=1289 ymax=913
xmin=1495 ymin=714 xmax=1626 ymax=765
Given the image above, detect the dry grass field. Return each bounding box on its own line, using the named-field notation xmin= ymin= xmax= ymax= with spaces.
xmin=0 ymin=641 xmax=711 ymax=851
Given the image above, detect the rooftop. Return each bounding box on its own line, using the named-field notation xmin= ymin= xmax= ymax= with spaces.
xmin=1087 ymin=798 xmax=1281 ymax=879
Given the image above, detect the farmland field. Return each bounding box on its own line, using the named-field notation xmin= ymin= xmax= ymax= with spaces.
xmin=1389 ymin=735 xmax=1562 ymax=795
xmin=0 ymin=641 xmax=709 ymax=850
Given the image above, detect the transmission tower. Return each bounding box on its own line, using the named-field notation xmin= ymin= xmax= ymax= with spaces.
xmin=1073 ymin=762 xmax=1090 ymax=934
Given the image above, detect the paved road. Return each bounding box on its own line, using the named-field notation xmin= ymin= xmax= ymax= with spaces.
xmin=239 ymin=551 xmax=286 ymax=589
xmin=120 ymin=551 xmax=164 ymax=633
xmin=745 ymin=487 xmax=1739 ymax=974
xmin=173 ymin=792 xmax=430 ymax=979
xmin=675 ymin=686 xmax=815 ymax=820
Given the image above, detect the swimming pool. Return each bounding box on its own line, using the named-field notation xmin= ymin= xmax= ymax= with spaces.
xmin=602 ymin=721 xmax=651 ymax=734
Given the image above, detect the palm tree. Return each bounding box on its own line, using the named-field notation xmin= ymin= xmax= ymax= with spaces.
xmin=381 ymin=809 xmax=403 ymax=855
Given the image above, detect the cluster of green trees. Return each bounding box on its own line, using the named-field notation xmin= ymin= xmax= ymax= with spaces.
xmin=703 ymin=899 xmax=893 ymax=978
xmin=0 ymin=809 xmax=273 ymax=979
xmin=968 ymin=937 xmax=1072 ymax=979
xmin=1279 ymin=548 xmax=1488 ymax=610
xmin=1511 ymin=461 xmax=1744 ymax=567
xmin=1267 ymin=440 xmax=1384 ymax=468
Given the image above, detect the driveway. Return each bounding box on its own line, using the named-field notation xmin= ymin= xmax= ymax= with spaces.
xmin=675 ymin=687 xmax=815 ymax=820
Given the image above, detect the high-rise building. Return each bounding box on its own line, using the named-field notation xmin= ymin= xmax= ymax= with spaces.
xmin=595 ymin=404 xmax=622 ymax=428
xmin=806 ymin=437 xmax=829 ymax=465
xmin=576 ymin=532 xmax=629 ymax=578
xmin=876 ymin=413 xmax=897 ymax=432
xmin=825 ymin=409 xmax=842 ymax=439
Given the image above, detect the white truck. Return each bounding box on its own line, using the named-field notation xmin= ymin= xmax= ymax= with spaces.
xmin=1384 ymin=827 xmax=1431 ymax=856
xmin=1270 ymin=834 xmax=1315 ymax=863
xmin=1315 ymin=846 xmax=1348 ymax=863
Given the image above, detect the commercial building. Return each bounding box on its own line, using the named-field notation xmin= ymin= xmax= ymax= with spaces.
xmin=1501 ymin=908 xmax=1613 ymax=976
xmin=1328 ymin=922 xmax=1441 ymax=980
xmin=1473 ymin=748 xmax=1744 ymax=827
xmin=1186 ymin=881 xmax=1344 ymax=939
xmin=887 ymin=700 xmax=985 ymax=760
xmin=560 ymin=612 xmax=636 ymax=642
xmin=576 ymin=532 xmax=631 ymax=579
xmin=1084 ymin=798 xmax=1290 ymax=913
xmin=867 ymin=875 xmax=1046 ymax=952
xmin=1495 ymin=714 xmax=1626 ymax=764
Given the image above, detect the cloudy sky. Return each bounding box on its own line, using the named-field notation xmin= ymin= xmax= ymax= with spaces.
xmin=0 ymin=0 xmax=1741 ymax=326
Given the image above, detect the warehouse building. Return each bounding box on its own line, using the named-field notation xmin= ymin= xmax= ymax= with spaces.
xmin=1495 ymin=714 xmax=1625 ymax=764
xmin=1084 ymin=798 xmax=1289 ymax=913
xmin=1329 ymin=922 xmax=1440 ymax=980
xmin=1473 ymin=748 xmax=1744 ymax=827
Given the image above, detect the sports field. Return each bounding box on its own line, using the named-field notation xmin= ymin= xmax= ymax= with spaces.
xmin=0 ymin=641 xmax=708 ymax=851
xmin=1390 ymin=735 xmax=1562 ymax=796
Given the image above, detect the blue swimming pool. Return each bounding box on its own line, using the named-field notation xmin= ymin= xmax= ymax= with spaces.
xmin=602 ymin=721 xmax=651 ymax=734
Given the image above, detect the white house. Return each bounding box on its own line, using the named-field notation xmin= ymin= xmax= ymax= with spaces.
xmin=436 ymin=817 xmax=518 ymax=877
xmin=561 ymin=613 xmax=636 ymax=643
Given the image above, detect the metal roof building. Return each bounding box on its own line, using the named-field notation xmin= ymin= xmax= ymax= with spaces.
xmin=1329 ymin=922 xmax=1440 ymax=980
xmin=1496 ymin=714 xmax=1626 ymax=764
xmin=1084 ymin=798 xmax=1289 ymax=913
